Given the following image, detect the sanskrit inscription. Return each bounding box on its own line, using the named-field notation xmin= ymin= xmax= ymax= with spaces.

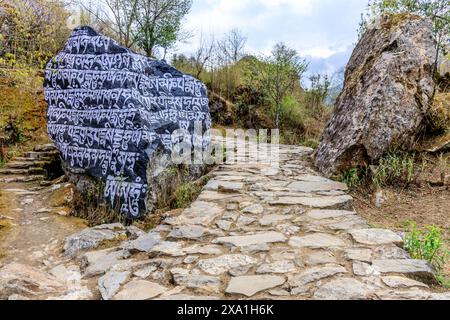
xmin=44 ymin=27 xmax=211 ymax=218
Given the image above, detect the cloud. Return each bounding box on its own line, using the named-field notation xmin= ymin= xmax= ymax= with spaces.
xmin=176 ymin=0 xmax=368 ymax=76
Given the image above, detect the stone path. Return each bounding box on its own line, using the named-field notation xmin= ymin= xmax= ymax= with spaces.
xmin=1 ymin=139 xmax=449 ymax=300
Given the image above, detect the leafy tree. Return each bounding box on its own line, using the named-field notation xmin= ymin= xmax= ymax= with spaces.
xmin=77 ymin=0 xmax=192 ymax=58
xmin=135 ymin=0 xmax=192 ymax=58
xmin=0 ymin=0 xmax=70 ymax=67
xmin=249 ymin=43 xmax=308 ymax=127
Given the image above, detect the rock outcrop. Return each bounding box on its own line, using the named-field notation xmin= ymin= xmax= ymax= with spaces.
xmin=315 ymin=14 xmax=437 ymax=176
xmin=44 ymin=27 xmax=211 ymax=219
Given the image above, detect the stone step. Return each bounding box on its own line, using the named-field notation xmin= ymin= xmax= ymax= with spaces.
xmin=24 ymin=151 xmax=59 ymax=160
xmin=4 ymin=161 xmax=49 ymax=170
xmin=34 ymin=144 xmax=57 ymax=152
xmin=0 ymin=167 xmax=46 ymax=176
xmin=0 ymin=175 xmax=45 ymax=183
xmin=12 ymin=156 xmax=53 ymax=163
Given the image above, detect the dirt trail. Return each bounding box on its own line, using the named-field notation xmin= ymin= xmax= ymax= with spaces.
xmin=0 ymin=182 xmax=85 ymax=267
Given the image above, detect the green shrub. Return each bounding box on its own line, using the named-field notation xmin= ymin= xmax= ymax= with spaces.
xmin=173 ymin=182 xmax=202 ymax=209
xmin=404 ymin=222 xmax=449 ymax=287
xmin=340 ymin=168 xmax=362 ymax=189
xmin=371 ymin=152 xmax=415 ymax=187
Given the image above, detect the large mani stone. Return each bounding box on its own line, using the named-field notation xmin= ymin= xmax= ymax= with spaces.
xmin=44 ymin=27 xmax=211 ymax=219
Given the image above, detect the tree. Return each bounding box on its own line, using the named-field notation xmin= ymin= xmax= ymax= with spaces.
xmin=0 ymin=0 xmax=70 ymax=67
xmin=218 ymin=28 xmax=247 ymax=64
xmin=76 ymin=0 xmax=192 ymax=58
xmin=359 ymin=0 xmax=449 ymax=73
xmin=191 ymin=33 xmax=215 ymax=78
xmin=135 ymin=0 xmax=192 ymax=58
xmin=250 ymin=43 xmax=308 ymax=127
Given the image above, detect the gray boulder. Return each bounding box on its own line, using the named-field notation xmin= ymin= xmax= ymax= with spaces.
xmin=315 ymin=14 xmax=436 ymax=176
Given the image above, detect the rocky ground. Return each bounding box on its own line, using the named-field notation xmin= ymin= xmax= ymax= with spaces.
xmin=0 ymin=139 xmax=449 ymax=300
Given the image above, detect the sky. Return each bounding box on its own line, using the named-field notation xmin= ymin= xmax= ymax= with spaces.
xmin=176 ymin=0 xmax=369 ymax=84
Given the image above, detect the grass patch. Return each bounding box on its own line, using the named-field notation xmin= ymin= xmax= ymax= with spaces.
xmin=404 ymin=222 xmax=450 ymax=287
xmin=172 ymin=181 xmax=203 ymax=209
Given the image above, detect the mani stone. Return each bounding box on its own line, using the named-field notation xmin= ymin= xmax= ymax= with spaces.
xmin=349 ymin=229 xmax=403 ymax=246
xmin=315 ymin=14 xmax=436 ymax=176
xmin=226 ymin=275 xmax=285 ymax=297
xmin=213 ymin=232 xmax=286 ymax=247
xmin=44 ymin=26 xmax=211 ymax=219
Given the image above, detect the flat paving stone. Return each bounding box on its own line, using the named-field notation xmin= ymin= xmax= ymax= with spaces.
xmin=198 ymin=254 xmax=258 ymax=275
xmin=213 ymin=232 xmax=286 ymax=247
xmin=113 ymin=280 xmax=167 ymax=300
xmin=226 ymin=275 xmax=285 ymax=297
xmin=349 ymin=229 xmax=403 ymax=246
xmin=270 ymin=195 xmax=352 ymax=209
xmin=306 ymin=210 xmax=356 ymax=220
xmin=314 ymin=278 xmax=375 ymax=300
xmin=289 ymin=233 xmax=347 ymax=249
xmin=287 ymin=181 xmax=348 ymax=193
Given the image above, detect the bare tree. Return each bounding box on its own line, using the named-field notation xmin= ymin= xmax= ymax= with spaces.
xmin=76 ymin=0 xmax=139 ymax=48
xmin=191 ymin=33 xmax=215 ymax=78
xmin=218 ymin=28 xmax=247 ymax=64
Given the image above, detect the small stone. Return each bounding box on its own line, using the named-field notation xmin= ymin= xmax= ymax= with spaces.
xmin=198 ymin=254 xmax=257 ymax=275
xmin=167 ymin=225 xmax=206 ymax=240
xmin=241 ymin=204 xmax=264 ymax=214
xmin=64 ymin=225 xmax=128 ymax=258
xmin=381 ymin=276 xmax=429 ymax=289
xmin=306 ymin=210 xmax=356 ymax=220
xmin=157 ymin=294 xmax=220 ymax=300
xmin=170 ymin=268 xmax=221 ymax=292
xmin=236 ymin=216 xmax=256 ymax=227
xmin=353 ymin=262 xmax=379 ymax=277
xmin=372 ymin=260 xmax=435 ymax=278
xmin=314 ymin=278 xmax=375 ymax=300
xmin=184 ymin=256 xmax=199 ymax=264
xmin=122 ymin=232 xmax=160 ymax=253
xmin=226 ymin=275 xmax=285 ymax=297
xmin=343 ymin=248 xmax=372 ymax=262
xmin=349 ymin=229 xmax=403 ymax=246
xmin=375 ymin=289 xmax=431 ymax=300
xmin=183 ymin=244 xmax=223 ymax=256
xmin=375 ymin=245 xmax=410 ymax=260
xmin=287 ymin=180 xmax=348 ymax=193
xmin=289 ymin=264 xmax=347 ymax=287
xmin=133 ymin=266 xmax=157 ymax=279
xmin=216 ymin=220 xmax=232 ymax=231
xmin=81 ymin=248 xmax=130 ymax=278
xmin=113 ymin=280 xmax=167 ymax=300
xmin=205 ymin=180 xmax=244 ymax=192
xmin=229 ymin=265 xmax=252 ymax=277
xmin=276 ymin=224 xmax=300 ymax=235
xmin=240 ymin=243 xmax=270 ymax=254
xmin=259 ymin=214 xmax=293 ymax=226
xmin=149 ymin=241 xmax=186 ymax=257
xmin=269 ymin=289 xmax=291 ymax=296
xmin=304 ymin=251 xmax=337 ymax=266
xmin=213 ymin=232 xmax=286 ymax=247
xmin=0 ymin=263 xmax=63 ymax=298
xmin=256 ymin=260 xmax=297 ymax=274
xmin=289 ymin=233 xmax=346 ymax=249
xmin=98 ymin=271 xmax=130 ymax=300
xmin=270 ymin=195 xmax=353 ymax=209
